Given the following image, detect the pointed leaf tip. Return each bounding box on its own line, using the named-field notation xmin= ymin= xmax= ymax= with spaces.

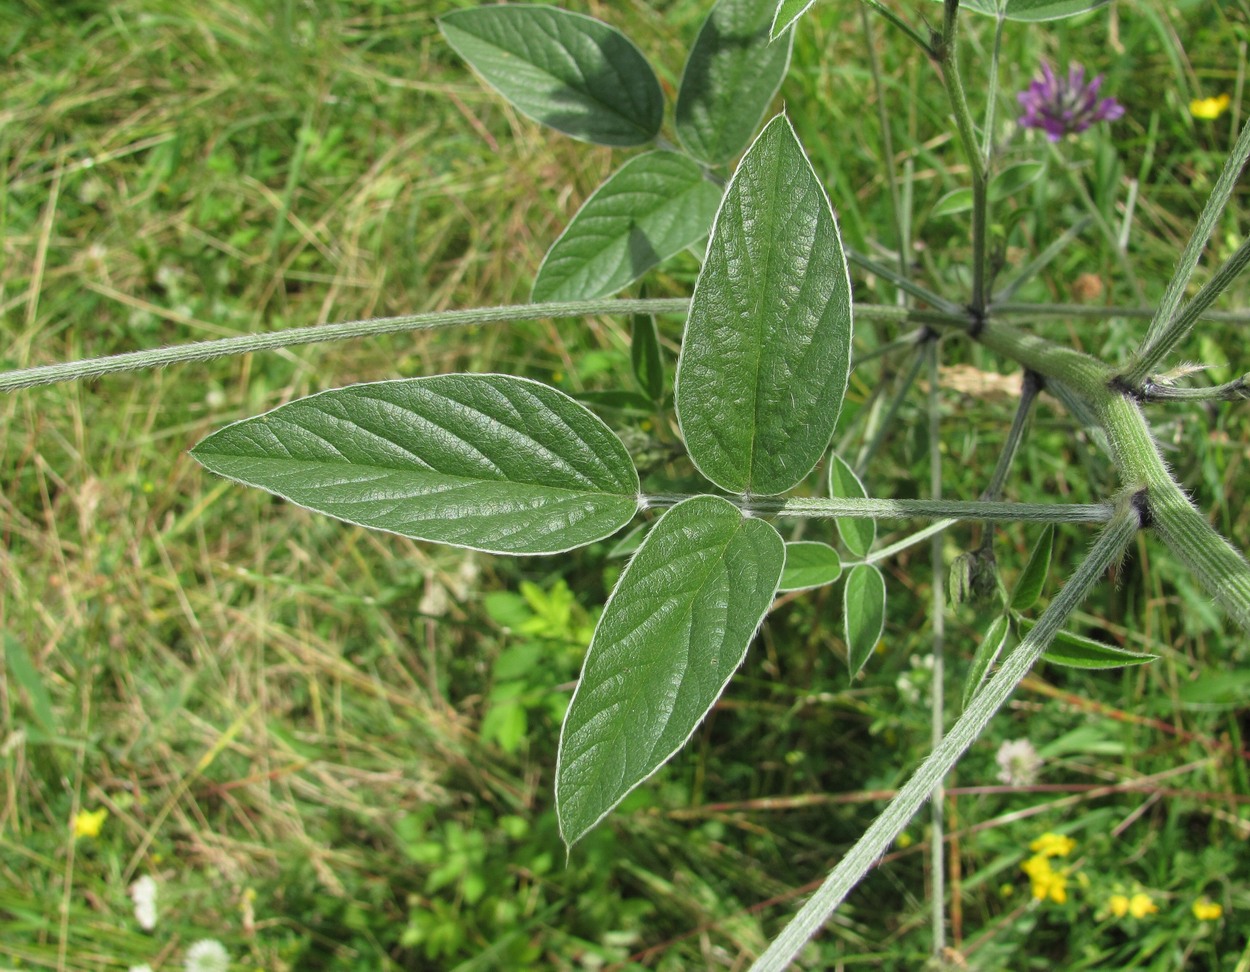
xmin=191 ymin=375 xmax=640 ymax=556
xmin=556 ymin=496 xmax=784 ymax=847
xmin=676 ymin=115 xmax=853 ymax=495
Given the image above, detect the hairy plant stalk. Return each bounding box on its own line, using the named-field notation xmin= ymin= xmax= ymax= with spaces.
xmin=0 ymin=300 xmax=967 ymax=393
xmin=750 ymin=498 xmax=1142 ymax=972
xmin=739 ymin=496 xmax=1113 ymax=522
xmin=926 ymin=342 xmax=947 ymax=955
xmin=1123 ymin=233 xmax=1250 ymax=387
xmin=974 ymin=319 xmax=1250 ymax=631
xmin=1130 ymin=113 xmax=1250 ymax=373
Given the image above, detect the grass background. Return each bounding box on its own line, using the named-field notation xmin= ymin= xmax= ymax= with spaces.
xmin=2 ymin=0 xmax=1249 ymax=968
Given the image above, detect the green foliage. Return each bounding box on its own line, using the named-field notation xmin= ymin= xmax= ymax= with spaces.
xmin=828 ymin=453 xmax=876 ymax=556
xmin=190 ymin=375 xmax=640 ymax=555
xmin=779 ymin=540 xmax=843 ymax=591
xmin=532 ymin=151 xmax=723 ymax=302
xmin=677 ymin=0 xmax=795 ymax=166
xmin=557 ymin=495 xmax=785 ymax=846
xmin=675 ymin=115 xmax=853 ymax=495
xmin=438 ymin=5 xmax=663 ymax=146
xmin=3 ymin=1 xmax=1249 ymax=969
xmin=843 ymin=563 xmax=887 ymax=679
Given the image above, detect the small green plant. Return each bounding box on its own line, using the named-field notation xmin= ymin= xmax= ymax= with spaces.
xmin=3 ymin=0 xmax=1247 ymax=967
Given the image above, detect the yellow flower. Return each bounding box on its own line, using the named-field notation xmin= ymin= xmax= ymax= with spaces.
xmin=1192 ymin=897 xmax=1223 ymax=921
xmin=1190 ymin=94 xmax=1231 ymax=120
xmin=1109 ymin=894 xmax=1130 ymax=918
xmin=1029 ymin=832 xmax=1076 ymax=858
xmin=1021 ymin=854 xmax=1068 ymax=903
xmin=72 ymin=807 xmax=108 ymax=839
xmin=1128 ymin=893 xmax=1158 ymax=918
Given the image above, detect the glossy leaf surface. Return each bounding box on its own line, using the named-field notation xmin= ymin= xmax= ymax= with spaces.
xmin=677 ymin=0 xmax=795 ymax=165
xmin=533 ymin=152 xmax=723 ymax=302
xmin=675 ymin=115 xmax=853 ymax=495
xmin=557 ymin=496 xmax=784 ymax=847
xmin=844 ymin=563 xmax=886 ymax=679
xmin=439 ymin=5 xmax=663 ymax=146
xmin=779 ymin=541 xmax=842 ymax=591
xmin=828 ymin=453 xmax=875 ymax=556
xmin=191 ymin=375 xmax=640 ymax=556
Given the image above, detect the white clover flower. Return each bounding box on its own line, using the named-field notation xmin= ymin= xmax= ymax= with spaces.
xmin=185 ymin=939 xmax=230 ymax=972
xmin=996 ymin=738 xmax=1043 ymax=787
xmin=129 ymin=875 xmax=158 ymax=931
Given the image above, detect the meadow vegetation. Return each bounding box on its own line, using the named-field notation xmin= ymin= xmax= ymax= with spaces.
xmin=2 ymin=0 xmax=1248 ymax=968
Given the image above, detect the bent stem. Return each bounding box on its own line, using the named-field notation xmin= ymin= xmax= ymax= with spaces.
xmin=749 ymin=498 xmax=1142 ymax=972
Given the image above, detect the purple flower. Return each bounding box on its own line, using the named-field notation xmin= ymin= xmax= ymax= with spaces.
xmin=1017 ymin=62 xmax=1125 ymax=141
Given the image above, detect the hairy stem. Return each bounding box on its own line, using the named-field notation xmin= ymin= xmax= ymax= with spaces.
xmin=644 ymin=495 xmax=1114 ymax=523
xmin=926 ymin=341 xmax=947 ymax=956
xmin=750 ymin=498 xmax=1143 ymax=972
xmin=0 ymin=300 xmax=967 ymax=393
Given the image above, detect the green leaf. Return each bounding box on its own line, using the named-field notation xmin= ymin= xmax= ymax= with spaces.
xmin=675 ymin=115 xmax=853 ymax=495
xmin=844 ymin=564 xmax=886 ymax=679
xmin=1042 ymin=629 xmax=1155 ymax=670
xmin=556 ymin=496 xmax=784 ymax=847
xmin=4 ymin=635 xmax=57 ymax=733
xmin=1010 ymin=524 xmax=1054 ymax=612
xmin=533 ymin=152 xmax=724 ymax=303
xmin=191 ymin=375 xmax=640 ymax=556
xmin=438 ymin=5 xmax=663 ymax=147
xmin=631 ymin=293 xmax=666 ymax=403
xmin=931 ymin=162 xmax=1045 ymax=217
xmin=1017 ymin=618 xmax=1156 ymax=670
xmin=828 ymin=453 xmax=875 ymax=556
xmin=771 ymin=0 xmax=820 ymax=39
xmin=676 ymin=0 xmax=795 ymax=166
xmin=951 ymin=0 xmax=1109 ymax=20
xmin=962 ymin=614 xmax=1011 ymax=709
xmin=779 ymin=541 xmax=843 ymax=591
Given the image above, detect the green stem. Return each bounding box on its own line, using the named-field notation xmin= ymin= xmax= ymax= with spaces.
xmin=696 ymin=495 xmax=1113 ymax=523
xmin=1141 ymin=374 xmax=1250 ymax=403
xmin=981 ymin=11 xmax=1007 ymax=166
xmin=861 ymin=5 xmax=909 ymax=285
xmin=926 ymin=341 xmax=947 ymax=956
xmin=1134 ymin=113 xmax=1250 ymax=360
xmin=847 ymin=248 xmax=962 ymax=314
xmin=750 ymin=498 xmax=1143 ymax=972
xmin=938 ymin=0 xmax=988 ymax=313
xmin=1121 ymin=234 xmax=1250 ymax=387
xmin=991 ymin=302 xmax=1250 ymax=324
xmin=0 ymin=299 xmax=967 ymax=393
xmin=973 ymin=318 xmax=1250 ymax=631
xmin=864 ymin=519 xmax=957 ymax=565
